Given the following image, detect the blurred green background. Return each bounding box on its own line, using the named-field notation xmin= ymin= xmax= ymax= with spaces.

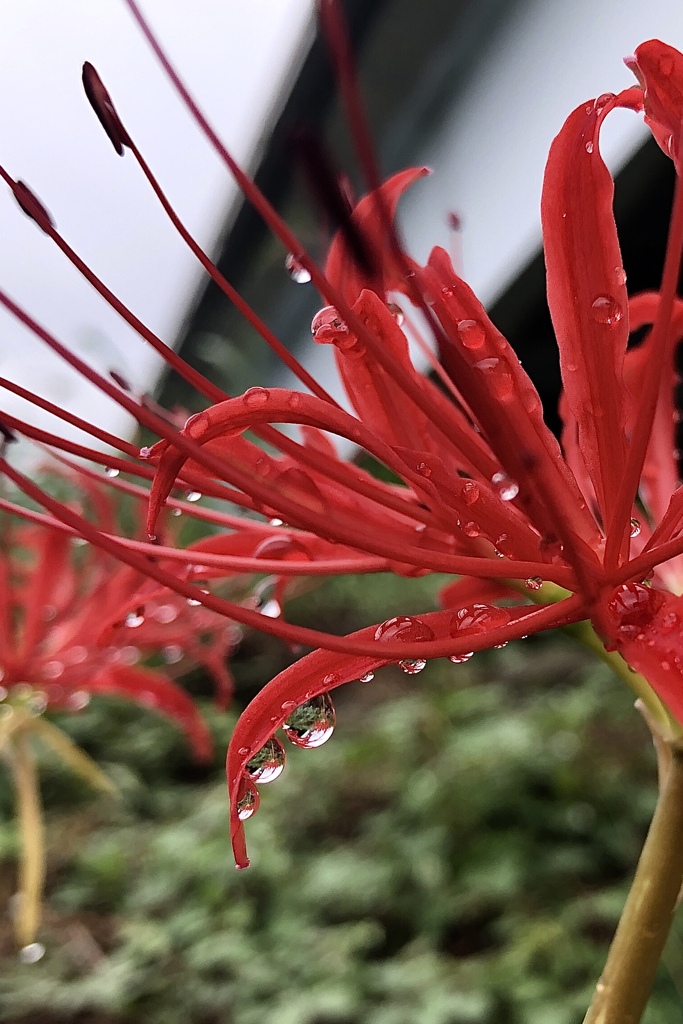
xmin=0 ymin=571 xmax=681 ymax=1024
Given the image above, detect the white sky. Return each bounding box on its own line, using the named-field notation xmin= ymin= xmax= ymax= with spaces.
xmin=0 ymin=0 xmax=314 ymax=458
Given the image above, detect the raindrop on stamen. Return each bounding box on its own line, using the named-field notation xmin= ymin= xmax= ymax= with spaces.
xmin=283 ymin=693 xmax=336 ymax=749
xmin=491 ymin=471 xmax=519 ymax=501
xmin=245 ymin=737 xmax=286 ymax=784
xmin=18 ymin=942 xmax=45 ymax=965
xmin=591 ymin=295 xmax=622 ymax=325
xmin=139 ymin=446 xmax=152 ymax=459
xmin=387 ymin=302 xmax=404 ymax=326
xmin=185 ymin=490 xmax=202 ymax=502
xmin=285 ymin=253 xmax=311 ymax=284
xmin=630 ymin=517 xmax=641 ymax=538
xmin=125 ymin=611 xmax=145 ymax=628
xmin=105 ymin=467 xmax=120 ymax=478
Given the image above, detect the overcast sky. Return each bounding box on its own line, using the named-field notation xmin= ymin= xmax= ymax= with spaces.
xmin=0 ymin=0 xmax=314 ymax=458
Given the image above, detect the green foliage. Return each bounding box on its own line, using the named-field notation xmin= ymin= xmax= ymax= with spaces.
xmin=0 ymin=574 xmax=681 ymax=1022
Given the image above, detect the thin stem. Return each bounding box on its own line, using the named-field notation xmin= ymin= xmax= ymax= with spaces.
xmin=583 ymin=738 xmax=683 ymax=1024
xmin=10 ymin=731 xmax=45 ymax=948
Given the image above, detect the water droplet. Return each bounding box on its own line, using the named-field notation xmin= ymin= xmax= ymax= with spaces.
xmin=29 ymin=691 xmax=48 ymax=715
xmin=462 ymin=522 xmax=480 ymax=538
xmin=387 ymin=301 xmax=404 ymax=325
xmin=42 ymin=661 xmax=64 ymax=680
xmin=630 ymin=517 xmax=641 ymax=538
xmin=591 ymin=295 xmax=622 ymax=325
xmin=489 ymin=368 xmax=513 ymax=400
xmin=283 ymin=693 xmax=336 ymax=748
xmin=449 ymin=652 xmax=474 ymax=664
xmin=457 ymin=319 xmax=485 ymax=350
xmin=255 ymin=457 xmax=271 ymax=478
xmin=18 ymin=942 xmax=45 ymax=964
xmin=185 ymin=490 xmax=202 ymax=503
xmin=525 ymin=576 xmax=543 ymax=591
xmin=615 ymin=266 xmax=627 ymax=286
xmin=311 ymin=306 xmax=352 ymax=348
xmin=244 ymin=387 xmax=270 ymax=409
xmin=462 ymin=480 xmax=480 ymax=505
xmin=359 ymin=671 xmax=374 ymax=683
xmin=374 ymin=615 xmax=435 ymax=644
xmin=105 ymin=467 xmax=120 ymax=478
xmin=172 ymin=507 xmax=182 ymax=517
xmin=491 ymin=471 xmax=518 ymax=501
xmin=285 ymin=253 xmax=311 ymax=284
xmin=153 ymin=604 xmax=178 ymax=624
xmin=594 ymin=92 xmax=615 ymax=111
xmin=450 ymin=604 xmax=511 ymax=638
xmin=186 ymin=596 xmax=202 ymax=607
xmin=125 ymin=611 xmax=145 ymax=628
xmin=245 ymin=737 xmax=286 ymax=784
xmin=416 ymin=461 xmax=432 ymax=478
xmin=399 ymin=658 xmax=427 ymax=675
xmin=66 ymin=691 xmax=90 ymax=711
xmin=161 ymin=645 xmax=184 ymax=664
xmin=139 ymin=446 xmax=152 ymax=459
xmin=585 ymin=141 xmax=594 ymax=155
xmin=236 ymin=778 xmax=261 ymax=820
xmin=269 ymin=518 xmax=284 ymax=527
xmin=473 ymin=357 xmax=499 ymax=372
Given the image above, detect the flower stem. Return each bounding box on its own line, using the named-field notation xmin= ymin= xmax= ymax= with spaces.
xmin=583 ymin=736 xmax=683 ymax=1024
xmin=10 ymin=732 xmax=45 ymax=948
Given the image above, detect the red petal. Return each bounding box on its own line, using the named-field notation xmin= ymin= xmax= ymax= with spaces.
xmin=542 ymin=93 xmax=635 ymax=528
xmin=628 ymin=41 xmax=683 ymax=166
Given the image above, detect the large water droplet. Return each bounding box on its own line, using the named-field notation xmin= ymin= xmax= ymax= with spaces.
xmin=245 ymin=737 xmax=286 ymax=784
xmin=457 ymin=319 xmax=486 ymax=350
xmin=283 ymin=693 xmax=336 ymax=748
xmin=374 ymin=615 xmax=435 ymax=643
xmin=285 ymin=253 xmax=311 ymax=284
xmin=236 ymin=778 xmax=261 ymax=820
xmin=491 ymin=471 xmax=519 ymax=501
xmin=591 ymin=295 xmax=622 ymax=325
xmin=450 ymin=603 xmax=510 ymax=638
xmin=18 ymin=942 xmax=45 ymax=964
xmin=607 ymin=583 xmax=665 ymax=640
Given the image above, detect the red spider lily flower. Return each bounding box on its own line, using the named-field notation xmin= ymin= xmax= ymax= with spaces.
xmin=2 ymin=8 xmax=683 ymax=874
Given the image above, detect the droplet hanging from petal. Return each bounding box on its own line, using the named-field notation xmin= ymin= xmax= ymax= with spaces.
xmin=283 ymin=693 xmax=336 ymax=749
xmin=245 ymin=737 xmax=286 ymax=784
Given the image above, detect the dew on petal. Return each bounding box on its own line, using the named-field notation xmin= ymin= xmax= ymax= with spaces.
xmin=236 ymin=777 xmax=261 ymax=820
xmin=449 ymin=652 xmax=474 ymax=664
xmin=491 ymin=471 xmax=519 ymax=501
xmin=285 ymin=253 xmax=311 ymax=284
xmin=374 ymin=615 xmax=435 ymax=644
xmin=283 ymin=693 xmax=336 ymax=749
xmin=244 ymin=387 xmax=270 ymax=409
xmin=591 ymin=295 xmax=622 ymax=325
xmin=461 ymin=480 xmax=480 ymax=505
xmin=359 ymin=671 xmax=375 ymax=683
xmin=245 ymin=737 xmax=286 ymax=784
xmin=585 ymin=141 xmax=594 ymax=155
xmin=399 ymin=658 xmax=427 ymax=675
xmin=450 ymin=603 xmax=511 ymax=638
xmin=457 ymin=319 xmax=486 ymax=350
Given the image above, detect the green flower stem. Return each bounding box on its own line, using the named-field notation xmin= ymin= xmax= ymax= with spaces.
xmin=582 ymin=737 xmax=683 ymax=1024
xmin=11 ymin=731 xmax=45 ymax=948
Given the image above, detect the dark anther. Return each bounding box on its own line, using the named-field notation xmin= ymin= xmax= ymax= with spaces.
xmin=290 ymin=128 xmax=376 ymax=277
xmin=13 ymin=181 xmax=54 ymax=233
xmin=109 ymin=369 xmax=132 ymax=391
xmin=447 ymin=212 xmax=463 ymax=232
xmin=82 ymin=62 xmax=131 ymax=156
xmin=0 ymin=420 xmax=18 ymax=444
